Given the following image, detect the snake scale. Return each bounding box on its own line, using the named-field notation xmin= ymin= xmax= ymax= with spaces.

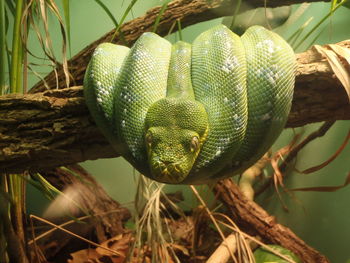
xmin=84 ymin=25 xmax=296 ymax=184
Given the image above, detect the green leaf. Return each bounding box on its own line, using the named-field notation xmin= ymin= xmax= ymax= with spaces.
xmin=254 ymin=245 xmax=301 ymax=263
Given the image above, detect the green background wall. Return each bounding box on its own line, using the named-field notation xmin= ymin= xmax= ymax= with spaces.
xmin=25 ymin=1 xmax=350 ymax=262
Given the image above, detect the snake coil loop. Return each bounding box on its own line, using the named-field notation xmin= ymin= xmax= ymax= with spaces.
xmin=84 ymin=25 xmax=296 ymax=184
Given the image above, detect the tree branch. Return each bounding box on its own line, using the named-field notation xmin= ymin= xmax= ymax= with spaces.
xmin=29 ymin=0 xmax=330 ymax=94
xmin=213 ymin=179 xmax=330 ymax=263
xmin=1 ymin=42 xmax=349 ymax=173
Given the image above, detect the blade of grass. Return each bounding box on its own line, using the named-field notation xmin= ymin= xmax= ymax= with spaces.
xmin=288 ymin=17 xmax=313 ymax=48
xmin=94 ymin=0 xmax=119 ymax=28
xmin=111 ymin=0 xmax=139 ymax=42
xmin=0 ymin=0 xmax=6 ymax=95
xmin=176 ymin=19 xmax=182 ymax=41
xmin=21 ymin=175 xmax=56 ymax=200
xmin=152 ymin=0 xmax=170 ymax=33
xmin=61 ymin=0 xmax=71 ymax=56
xmin=10 ymin=0 xmax=24 ymax=93
xmin=275 ymin=3 xmax=311 ymax=35
xmin=94 ymin=0 xmax=127 ymax=45
xmin=46 ymin=0 xmax=70 ymax=88
xmin=31 ymin=173 xmax=90 ymax=215
xmin=294 ymin=0 xmax=346 ymax=50
xmin=4 ymin=0 xmax=15 ymax=15
xmin=229 ymin=0 xmax=242 ymax=29
xmin=304 ymin=25 xmax=326 ymax=49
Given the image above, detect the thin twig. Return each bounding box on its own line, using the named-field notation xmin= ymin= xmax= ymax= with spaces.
xmin=28 ymin=208 xmax=124 ymax=245
xmin=280 ymin=121 xmax=335 ymax=173
xmin=256 ymin=121 xmax=335 ymax=196
xmin=29 ymin=215 xmax=124 ymax=257
xmin=190 ymin=185 xmax=238 ymax=263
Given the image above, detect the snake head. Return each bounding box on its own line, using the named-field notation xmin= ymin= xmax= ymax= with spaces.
xmin=145 ymin=98 xmax=208 ymax=184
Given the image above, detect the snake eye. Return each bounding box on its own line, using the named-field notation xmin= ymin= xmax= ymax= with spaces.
xmin=190 ymin=136 xmax=200 ymax=152
xmin=145 ymin=132 xmax=153 ymax=146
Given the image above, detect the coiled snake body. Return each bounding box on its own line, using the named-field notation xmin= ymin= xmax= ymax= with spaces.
xmin=84 ymin=25 xmax=295 ymax=184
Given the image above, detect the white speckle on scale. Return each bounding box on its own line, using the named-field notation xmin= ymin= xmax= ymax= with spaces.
xmin=268 ymin=76 xmax=275 ymax=85
xmin=260 ymin=113 xmax=271 ymax=121
xmin=224 ymin=41 xmax=232 ymax=49
xmin=215 ymin=150 xmax=221 ymax=156
xmin=124 ymin=108 xmax=127 ymax=113
xmin=122 ymin=120 xmax=126 ymax=127
xmin=97 ymin=81 xmax=102 ymax=86
xmin=221 ymin=57 xmax=238 ymax=73
xmin=223 ymin=97 xmax=228 ymax=103
xmin=236 ymin=84 xmax=243 ymax=92
xmin=271 ymin=64 xmax=278 ymax=71
xmin=176 ymin=48 xmax=187 ymax=54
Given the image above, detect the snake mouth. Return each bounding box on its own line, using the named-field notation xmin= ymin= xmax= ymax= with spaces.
xmin=151 ymin=160 xmax=186 ymax=184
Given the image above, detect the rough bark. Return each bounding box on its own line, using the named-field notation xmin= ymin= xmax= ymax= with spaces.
xmin=0 ymin=87 xmax=117 ymax=173
xmin=1 ymin=43 xmax=349 ymax=174
xmin=214 ymin=179 xmax=330 ymax=263
xmin=29 ymin=0 xmax=330 ymax=94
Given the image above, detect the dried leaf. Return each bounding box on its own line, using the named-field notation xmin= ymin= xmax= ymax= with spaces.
xmin=328 ymin=44 xmax=350 ymax=65
xmin=314 ymin=45 xmax=350 ymax=101
xmin=170 ymin=243 xmax=190 ymax=256
xmin=67 ymin=248 xmax=100 ymax=263
xmin=300 ymin=130 xmax=350 ymax=174
xmin=290 ymin=171 xmax=350 ymax=192
xmin=96 ymin=233 xmax=131 ymax=258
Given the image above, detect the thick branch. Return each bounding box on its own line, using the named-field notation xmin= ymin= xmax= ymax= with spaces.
xmin=214 ymin=179 xmax=329 ymax=263
xmin=30 ymin=0 xmax=329 ymax=94
xmin=1 ymin=43 xmax=349 ymax=173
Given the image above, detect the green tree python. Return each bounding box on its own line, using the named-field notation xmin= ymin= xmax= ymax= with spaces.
xmin=83 ymin=25 xmax=296 ymax=184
